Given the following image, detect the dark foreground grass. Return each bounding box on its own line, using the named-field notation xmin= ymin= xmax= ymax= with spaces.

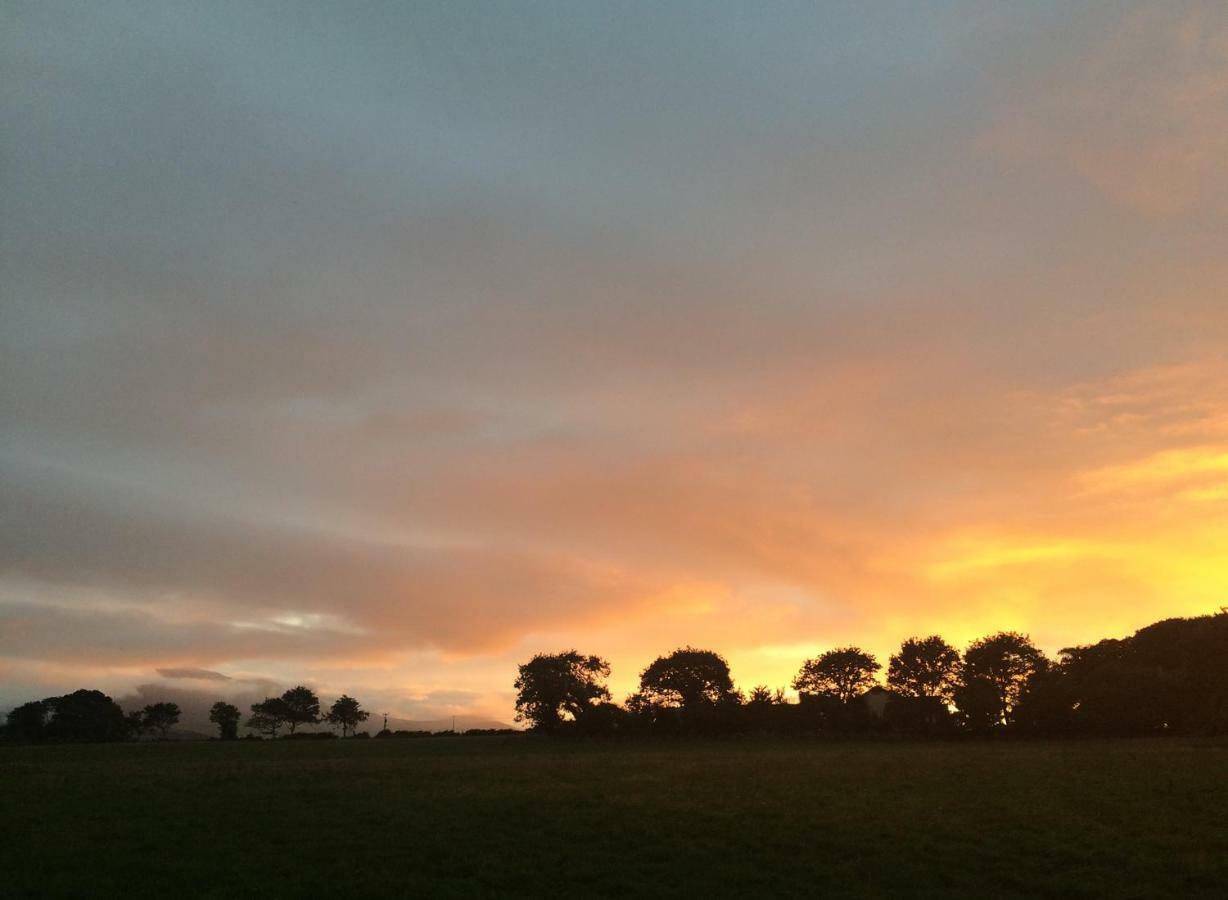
xmin=2 ymin=737 xmax=1226 ymax=898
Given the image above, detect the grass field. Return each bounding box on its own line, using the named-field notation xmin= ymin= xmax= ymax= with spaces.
xmin=2 ymin=737 xmax=1226 ymax=898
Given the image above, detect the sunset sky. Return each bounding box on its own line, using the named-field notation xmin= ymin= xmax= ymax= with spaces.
xmin=4 ymin=2 xmax=1228 ymax=724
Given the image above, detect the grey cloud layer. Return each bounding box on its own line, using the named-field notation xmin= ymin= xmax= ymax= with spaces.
xmin=3 ymin=2 xmax=1227 ymax=709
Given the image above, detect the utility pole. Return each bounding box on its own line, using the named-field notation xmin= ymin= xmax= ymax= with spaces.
xmin=382 ymin=712 xmax=389 ymax=732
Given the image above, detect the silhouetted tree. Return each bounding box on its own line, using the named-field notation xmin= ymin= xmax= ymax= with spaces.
xmin=1012 ymin=666 xmax=1076 ymax=736
xmin=1117 ymin=612 xmax=1228 ymax=734
xmin=958 ymin=632 xmax=1047 ymax=728
xmin=747 ymin=686 xmax=787 ymax=709
xmin=953 ymin=675 xmax=1002 ymax=734
xmin=141 ymin=702 xmax=181 ymax=740
xmin=324 ymin=695 xmax=370 ymax=737
xmin=1031 ymin=612 xmax=1228 ymax=737
xmin=793 ymin=647 xmax=881 ymax=703
xmin=628 ymin=648 xmax=741 ymax=734
xmin=747 ymin=685 xmax=775 ymax=705
xmin=888 ymin=636 xmax=960 ymax=702
xmin=5 ymin=700 xmax=49 ymax=743
xmin=247 ymin=697 xmax=291 ymax=738
xmin=883 ymin=636 xmax=961 ymax=735
xmin=44 ymin=690 xmax=127 ymax=742
xmin=633 ymin=647 xmax=737 ymax=710
xmin=279 ymin=686 xmax=321 ymax=734
xmin=624 ymin=689 xmax=675 ymax=732
xmin=209 ymin=701 xmax=241 ymax=740
xmin=1057 ymin=639 xmax=1180 ymax=735
xmin=575 ymin=701 xmax=630 ymax=736
xmin=514 ymin=651 xmax=612 ymax=732
xmin=124 ymin=709 xmax=149 ymax=740
xmin=744 ymin=685 xmax=791 ymax=732
xmin=741 ymin=682 xmax=771 ymax=731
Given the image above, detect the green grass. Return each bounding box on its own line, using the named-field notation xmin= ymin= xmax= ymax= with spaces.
xmin=2 ymin=737 xmax=1225 ymax=898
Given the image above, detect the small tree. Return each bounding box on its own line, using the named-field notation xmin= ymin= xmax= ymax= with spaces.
xmin=514 ymin=651 xmax=612 ymax=732
xmin=247 ymin=697 xmax=290 ymax=738
xmin=747 ymin=685 xmax=775 ymax=706
xmin=744 ymin=685 xmax=789 ymax=732
xmin=324 ymin=695 xmax=369 ymax=737
xmin=141 ymin=702 xmax=181 ymax=740
xmin=793 ymin=647 xmax=881 ymax=703
xmin=209 ymin=701 xmax=241 ymax=740
xmin=279 ymin=686 xmax=321 ymax=734
xmin=124 ymin=710 xmax=149 ymax=740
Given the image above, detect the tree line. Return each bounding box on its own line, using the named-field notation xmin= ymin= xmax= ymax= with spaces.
xmin=2 ymin=686 xmax=373 ymax=743
xmin=513 ymin=611 xmax=1228 ymax=737
xmin=5 ymin=610 xmax=1224 ymax=743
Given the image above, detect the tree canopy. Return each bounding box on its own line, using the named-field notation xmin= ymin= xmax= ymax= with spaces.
xmin=888 ymin=636 xmax=960 ymax=702
xmin=141 ymin=702 xmax=181 ymax=739
xmin=958 ymin=632 xmax=1047 ymax=728
xmin=324 ymin=695 xmax=370 ymax=737
xmin=793 ymin=647 xmax=881 ymax=704
xmin=209 ymin=701 xmax=242 ymax=740
xmin=632 ymin=647 xmax=737 ymax=710
xmin=247 ymin=697 xmax=291 ymax=738
xmin=514 ymin=651 xmax=611 ymax=732
xmin=5 ymin=700 xmax=49 ymax=743
xmin=279 ymin=686 xmax=321 ymax=734
xmin=44 ymin=690 xmax=127 ymax=743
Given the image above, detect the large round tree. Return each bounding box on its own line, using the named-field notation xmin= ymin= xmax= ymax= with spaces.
xmin=324 ymin=694 xmax=370 ymax=737
xmin=958 ymin=632 xmax=1047 ymax=728
xmin=279 ymin=686 xmax=322 ymax=734
xmin=514 ymin=651 xmax=612 ymax=732
xmin=887 ymin=635 xmax=960 ymax=702
xmin=793 ymin=647 xmax=881 ymax=703
xmin=632 ymin=647 xmax=738 ymax=710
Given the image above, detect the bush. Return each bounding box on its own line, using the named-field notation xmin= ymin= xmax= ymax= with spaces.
xmin=374 ymin=729 xmax=434 ymax=739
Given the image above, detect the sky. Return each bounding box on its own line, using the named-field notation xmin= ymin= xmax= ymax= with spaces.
xmin=3 ymin=1 xmax=1228 ymax=724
